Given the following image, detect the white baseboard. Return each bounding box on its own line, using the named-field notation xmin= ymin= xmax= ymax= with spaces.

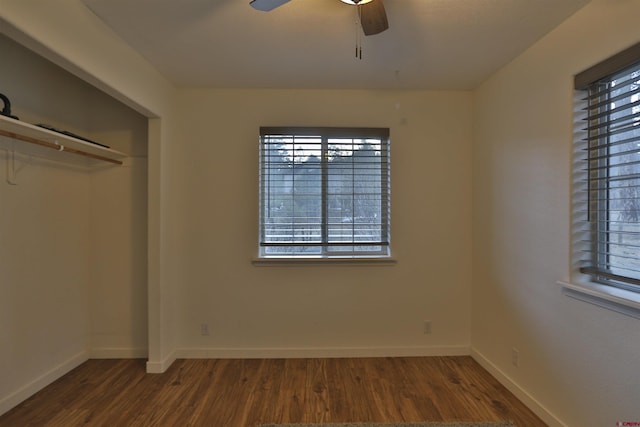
xmin=90 ymin=347 xmax=148 ymax=359
xmin=470 ymin=347 xmax=566 ymax=427
xmin=145 ymin=349 xmax=176 ymax=374
xmin=175 ymin=345 xmax=471 ymax=359
xmin=0 ymin=351 xmax=89 ymax=417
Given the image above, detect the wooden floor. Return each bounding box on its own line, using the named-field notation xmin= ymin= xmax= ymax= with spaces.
xmin=0 ymin=356 xmax=546 ymax=427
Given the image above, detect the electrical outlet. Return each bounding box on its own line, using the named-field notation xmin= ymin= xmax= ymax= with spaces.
xmin=200 ymin=323 xmax=210 ymax=336
xmin=423 ymin=320 xmax=432 ymax=335
xmin=512 ymin=348 xmax=520 ymax=367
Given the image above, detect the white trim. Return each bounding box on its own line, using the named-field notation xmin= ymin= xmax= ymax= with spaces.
xmin=90 ymin=347 xmax=148 ymax=359
xmin=471 ymin=348 xmax=567 ymax=427
xmin=252 ymin=257 xmax=398 ymax=266
xmin=557 ymin=280 xmax=640 ymax=319
xmin=0 ymin=351 xmax=88 ymax=416
xmin=145 ymin=350 xmax=177 ymax=374
xmin=175 ymin=345 xmax=469 ymax=359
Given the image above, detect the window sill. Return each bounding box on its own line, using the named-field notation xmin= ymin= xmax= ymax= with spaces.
xmin=252 ymin=257 xmax=398 ymax=267
xmin=557 ymin=280 xmax=640 ymax=319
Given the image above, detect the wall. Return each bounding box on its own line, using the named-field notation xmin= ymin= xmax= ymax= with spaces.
xmin=471 ymin=0 xmax=640 ymax=425
xmin=88 ymin=93 xmax=148 ymax=358
xmin=172 ymin=89 xmax=473 ymax=357
xmin=0 ymin=135 xmax=90 ymax=415
xmin=0 ymin=33 xmax=148 ymax=413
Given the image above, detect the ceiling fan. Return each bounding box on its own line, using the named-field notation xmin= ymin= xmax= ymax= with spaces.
xmin=249 ymin=0 xmax=389 ymax=36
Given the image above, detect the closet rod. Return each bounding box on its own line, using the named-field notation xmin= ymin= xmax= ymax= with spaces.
xmin=0 ymin=128 xmax=123 ymax=165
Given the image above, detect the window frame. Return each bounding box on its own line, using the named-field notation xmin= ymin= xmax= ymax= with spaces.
xmin=574 ymin=43 xmax=640 ymax=293
xmin=257 ymin=126 xmax=391 ymax=260
xmin=568 ymin=42 xmax=640 ymax=313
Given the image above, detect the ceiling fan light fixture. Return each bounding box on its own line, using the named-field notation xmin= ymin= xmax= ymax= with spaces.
xmin=340 ymin=0 xmax=374 ymax=5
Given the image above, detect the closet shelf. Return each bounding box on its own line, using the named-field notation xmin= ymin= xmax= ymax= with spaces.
xmin=0 ymin=114 xmax=126 ymax=165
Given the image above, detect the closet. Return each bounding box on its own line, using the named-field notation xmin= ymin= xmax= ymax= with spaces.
xmin=0 ymin=33 xmax=148 ymax=404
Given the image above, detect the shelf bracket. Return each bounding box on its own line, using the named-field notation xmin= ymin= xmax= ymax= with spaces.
xmin=5 ymin=142 xmax=32 ymax=185
xmin=7 ymin=149 xmax=16 ymax=185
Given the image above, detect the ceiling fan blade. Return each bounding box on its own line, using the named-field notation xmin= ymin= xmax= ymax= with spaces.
xmin=250 ymin=0 xmax=291 ymax=12
xmin=359 ymin=0 xmax=389 ymax=36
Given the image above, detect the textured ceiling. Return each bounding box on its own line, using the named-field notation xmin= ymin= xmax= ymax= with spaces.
xmin=82 ymin=0 xmax=591 ymax=90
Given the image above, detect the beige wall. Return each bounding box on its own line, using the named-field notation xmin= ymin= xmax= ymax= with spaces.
xmin=0 ymin=139 xmax=91 ymax=413
xmin=472 ymin=0 xmax=640 ymax=425
xmin=171 ymin=88 xmax=473 ymax=355
xmin=89 ymin=159 xmax=148 ymax=358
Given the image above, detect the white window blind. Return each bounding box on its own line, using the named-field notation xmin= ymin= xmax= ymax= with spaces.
xmin=574 ymin=43 xmax=640 ymax=292
xmin=259 ymin=127 xmax=390 ymax=258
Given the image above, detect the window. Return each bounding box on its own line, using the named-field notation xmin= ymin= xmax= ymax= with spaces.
xmin=574 ymin=43 xmax=640 ymax=293
xmin=259 ymin=127 xmax=390 ymax=258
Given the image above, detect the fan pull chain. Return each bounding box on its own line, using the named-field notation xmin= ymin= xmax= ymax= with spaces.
xmin=355 ymin=5 xmax=363 ymax=59
xmin=355 ymin=26 xmax=359 ymax=59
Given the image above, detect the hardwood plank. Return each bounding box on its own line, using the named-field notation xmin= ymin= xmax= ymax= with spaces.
xmin=396 ymin=357 xmax=454 ymax=421
xmin=363 ymin=357 xmax=424 ymax=422
xmin=242 ymin=359 xmax=288 ymax=426
xmin=325 ymin=358 xmax=372 ymax=422
xmin=0 ymin=356 xmax=547 ymax=427
xmin=275 ymin=359 xmax=307 ymax=423
xmin=305 ymin=358 xmax=332 ymax=424
xmin=190 ymin=359 xmax=265 ymax=426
